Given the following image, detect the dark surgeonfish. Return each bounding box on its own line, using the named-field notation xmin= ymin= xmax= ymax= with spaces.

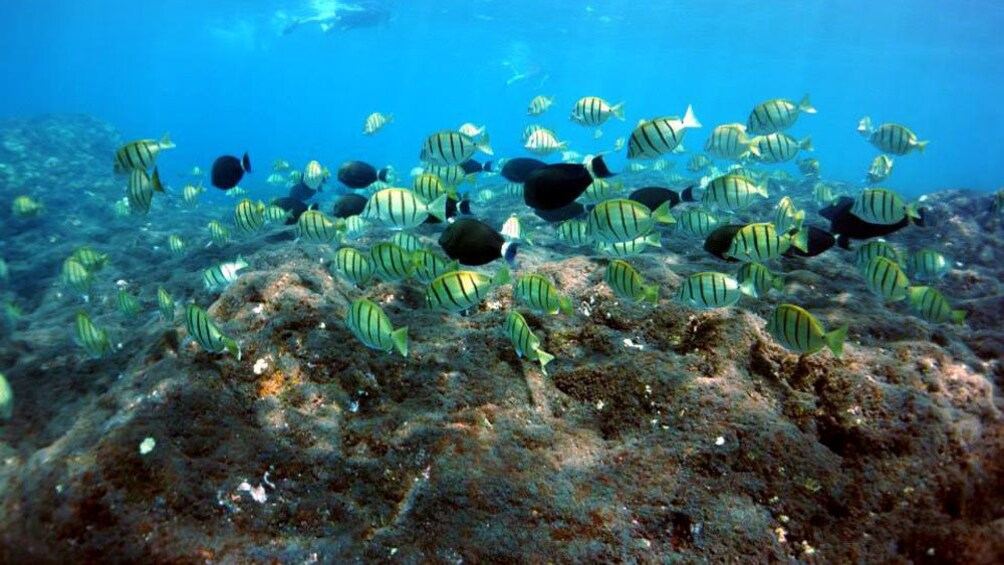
xmin=272 ymin=197 xmax=318 ymax=225
xmin=211 ymin=152 xmax=251 ymax=190
xmin=783 ymin=225 xmax=836 ymax=258
xmin=424 ymin=196 xmax=473 ymax=225
xmin=337 ymin=160 xmax=390 ymax=189
xmin=281 ymin=1 xmax=390 ymax=35
xmin=439 ymin=218 xmax=518 ymax=266
xmin=628 ymin=186 xmax=697 ymax=210
xmin=288 ymin=181 xmax=317 ymax=202
xmin=533 ymin=201 xmax=586 ymax=223
xmin=820 ymin=196 xmax=925 ymax=249
xmin=500 ymin=157 xmax=547 ymax=183
xmin=460 ymin=159 xmax=494 ymax=175
xmin=704 ymin=224 xmax=836 ymax=261
xmin=332 ymin=194 xmax=368 ymax=218
xmin=524 ymin=155 xmax=615 ymax=211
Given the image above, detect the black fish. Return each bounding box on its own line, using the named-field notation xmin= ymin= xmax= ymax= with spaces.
xmin=424 ymin=196 xmax=473 ymax=225
xmin=211 ymin=152 xmax=251 ymax=190
xmin=524 ymin=155 xmax=614 ymax=211
xmin=332 ymin=193 xmax=368 ymax=218
xmin=703 ymin=224 xmax=744 ymax=262
xmin=533 ymin=201 xmax=586 ymax=223
xmin=460 ymin=159 xmax=495 ymax=175
xmin=627 ymin=185 xmax=697 ymax=210
xmin=783 ymin=226 xmax=836 ymax=258
xmin=819 ymin=196 xmax=925 ymax=249
xmin=439 ymin=218 xmax=518 ymax=266
xmin=288 ymin=182 xmax=317 ymax=202
xmin=337 ymin=160 xmax=389 ymax=189
xmin=272 ymin=197 xmax=318 ymax=225
xmin=500 ymin=157 xmax=547 ymax=183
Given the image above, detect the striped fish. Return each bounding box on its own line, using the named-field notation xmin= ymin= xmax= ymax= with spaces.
xmin=570 ymin=96 xmax=624 ymax=126
xmin=203 ymin=257 xmax=248 ymax=291
xmin=157 ymin=287 xmax=175 ymax=322
xmin=702 ymin=174 xmax=769 ymax=211
xmin=773 ymin=196 xmax=805 ymax=234
xmin=168 ymin=234 xmax=186 ymax=256
xmin=737 ymin=262 xmax=785 ymax=297
xmin=866 ymin=154 xmax=894 ymax=184
xmin=908 ymin=286 xmax=966 ymax=325
xmin=522 ymin=124 xmax=547 ymax=142
xmin=857 ymin=117 xmax=928 ymax=155
xmin=345 ymin=299 xmax=409 ymax=357
xmin=266 ymin=172 xmax=286 ymax=185
xmin=183 ymin=184 xmax=204 ymax=206
xmin=501 ymin=214 xmax=531 ymax=243
xmin=11 ymin=195 xmax=43 ymax=218
xmin=458 ymin=123 xmax=487 ymax=139
xmin=676 ymin=208 xmax=720 ymax=237
xmin=862 ymin=256 xmax=911 ymax=302
xmin=343 ymin=215 xmax=369 ymax=238
xmin=391 ymin=232 xmax=425 ymax=253
xmin=126 ymin=167 xmax=164 ymax=214
xmin=114 ymin=133 xmax=174 ymax=174
xmin=332 ymin=247 xmax=374 ymax=286
xmin=112 ymin=199 xmax=130 ymax=218
xmin=604 ymin=259 xmax=658 ymax=305
xmin=746 ymin=95 xmax=816 ymax=135
xmin=503 ymin=311 xmax=555 ymax=375
xmin=906 ymin=249 xmax=951 ymax=281
xmin=813 ymin=182 xmax=837 ymax=206
xmin=362 ymin=188 xmax=447 ymax=230
xmin=62 ymin=258 xmax=92 ymax=295
xmin=413 ymin=173 xmax=453 ymax=202
xmin=687 ymin=153 xmax=713 ymax=173
xmin=555 ymin=219 xmax=593 ymax=246
xmin=234 ymin=199 xmax=265 ymax=234
xmin=853 ymin=240 xmax=900 ymax=272
xmin=675 ymin=271 xmax=753 ymax=310
xmin=424 ymin=266 xmax=509 ymax=313
xmin=581 ymin=178 xmax=623 ymax=204
xmin=513 ymin=274 xmax=573 ymax=315
xmin=425 ymin=164 xmax=475 ymax=187
xmin=850 ymin=188 xmax=920 ymax=225
xmin=75 ymin=311 xmax=112 ymax=358
xmin=296 ymin=210 xmax=343 ymax=243
xmin=627 ymin=106 xmax=701 ymax=159
xmin=527 ymin=95 xmax=554 ymax=116
xmin=116 ymin=289 xmax=141 ymax=318
xmin=726 ymin=223 xmax=809 ymax=262
xmin=767 ymin=304 xmax=847 ymax=358
xmin=524 ymin=129 xmax=567 ymax=156
xmin=797 ymin=158 xmax=820 ymax=177
xmin=596 ymin=232 xmax=661 ymax=257
xmin=302 ymin=160 xmax=328 ymax=190
xmin=421 ymin=130 xmax=493 ymax=166
xmin=263 ymin=205 xmax=292 ymax=224
xmin=586 ymin=198 xmax=675 ymax=244
xmin=208 ymin=220 xmax=231 ymax=247
xmin=69 ymin=246 xmax=109 ymax=272
xmin=185 ymin=304 xmax=240 ymax=359
xmin=991 ymin=189 xmax=1004 ymax=214
xmin=0 ymin=373 xmax=10 ymax=421
xmin=411 ymin=249 xmax=458 ymax=284
xmin=747 ymin=133 xmax=812 ymax=163
xmin=704 ymin=123 xmax=750 ymax=160
xmin=363 ymin=112 xmax=393 ymax=135
xmin=370 ymin=242 xmax=415 ymax=282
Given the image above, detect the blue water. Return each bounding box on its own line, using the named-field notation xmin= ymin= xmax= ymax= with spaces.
xmin=1 ymin=0 xmax=1002 ymax=195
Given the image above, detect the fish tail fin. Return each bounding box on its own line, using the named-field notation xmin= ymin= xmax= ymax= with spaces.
xmin=224 ymin=337 xmax=241 ymax=361
xmin=493 ymin=265 xmax=511 ymax=286
xmin=535 ymin=348 xmax=555 ymax=375
xmin=798 ymin=93 xmax=816 ymax=114
xmin=392 ymin=326 xmax=409 ymax=357
xmin=682 ymin=104 xmax=701 ymax=128
xmin=427 ymin=194 xmax=448 ymax=222
xmin=159 ymin=132 xmax=175 ymax=149
xmin=152 ymin=167 xmax=165 ymax=192
xmin=387 ymin=113 xmax=394 ymax=123
xmin=651 ymin=201 xmax=676 ymax=225
xmin=477 ymin=132 xmax=494 ymax=156
xmin=824 ymin=325 xmax=848 ymax=359
xmin=790 ymin=228 xmax=810 ymax=253
xmin=793 ymin=209 xmax=805 ymax=231
xmin=645 ymin=232 xmax=662 ymax=247
xmin=772 ymin=274 xmax=786 ymax=292
xmin=242 ymin=152 xmax=252 ymax=173
xmin=644 ymin=284 xmax=660 ymax=306
xmin=502 ymin=242 xmax=519 ymax=268
xmin=799 ymin=136 xmax=814 ymax=151
xmin=951 ymin=310 xmax=967 ymax=325
xmin=558 ymin=295 xmax=573 ymax=315
xmin=611 ymin=101 xmax=626 ymax=121
xmin=738 ymin=278 xmax=757 ymax=298
xmin=857 ymin=117 xmax=872 ymax=136
xmin=915 ymin=140 xmax=928 ymax=154
xmin=905 ymin=203 xmax=922 ymax=221
xmin=747 ymin=142 xmax=762 ymax=158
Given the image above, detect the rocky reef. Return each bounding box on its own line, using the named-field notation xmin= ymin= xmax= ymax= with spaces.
xmin=0 ymin=115 xmax=1002 ymax=563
